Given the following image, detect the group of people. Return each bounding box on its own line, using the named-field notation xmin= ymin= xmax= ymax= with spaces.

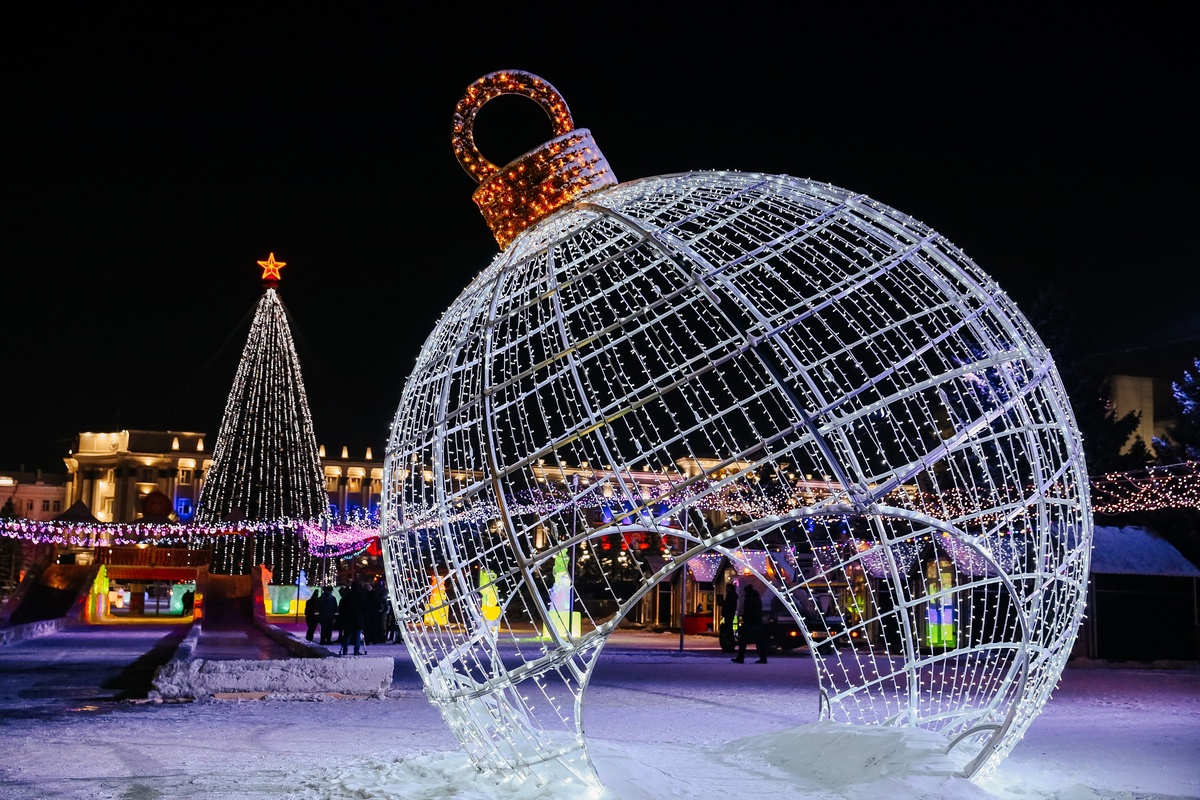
xmin=304 ymin=578 xmax=399 ymax=654
xmin=723 ymin=582 xmax=769 ymax=664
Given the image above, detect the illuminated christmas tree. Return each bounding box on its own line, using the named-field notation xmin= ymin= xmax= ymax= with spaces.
xmin=196 ymin=254 xmax=328 ymax=579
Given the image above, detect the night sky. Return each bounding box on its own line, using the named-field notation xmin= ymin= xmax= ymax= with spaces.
xmin=2 ymin=7 xmax=1195 ymax=473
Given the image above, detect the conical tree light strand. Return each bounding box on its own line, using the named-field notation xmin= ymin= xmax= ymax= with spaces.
xmin=196 ymin=256 xmax=328 ymax=582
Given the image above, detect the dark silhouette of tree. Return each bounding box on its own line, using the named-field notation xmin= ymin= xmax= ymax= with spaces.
xmin=1096 ymin=357 xmax=1200 ymax=567
xmin=1153 ymin=357 xmax=1200 ymax=464
xmin=1024 ymin=287 xmax=1150 ymax=474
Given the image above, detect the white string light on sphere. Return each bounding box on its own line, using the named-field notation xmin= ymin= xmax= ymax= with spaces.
xmin=381 ymin=70 xmax=1092 ymax=790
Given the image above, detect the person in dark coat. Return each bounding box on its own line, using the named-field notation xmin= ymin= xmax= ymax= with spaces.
xmin=339 ymin=579 xmax=368 ymax=656
xmin=719 ymin=583 xmax=739 ymax=652
xmin=305 ymin=587 xmax=321 ymax=642
xmin=364 ymin=581 xmax=382 ymax=645
xmin=732 ymin=583 xmax=767 ymax=664
xmin=368 ymin=579 xmax=389 ymax=645
xmin=334 ymin=583 xmax=350 ymax=643
xmin=386 ymin=600 xmax=400 ymax=643
xmin=317 ymin=586 xmax=339 ymax=645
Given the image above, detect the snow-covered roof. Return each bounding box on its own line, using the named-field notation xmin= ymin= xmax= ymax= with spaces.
xmin=1091 ymin=526 xmax=1200 ymax=577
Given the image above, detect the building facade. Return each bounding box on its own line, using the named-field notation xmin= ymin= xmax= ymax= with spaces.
xmin=62 ymin=430 xmax=382 ymax=524
xmin=1109 ymin=374 xmax=1165 ymax=455
xmin=0 ymin=469 xmax=67 ymax=521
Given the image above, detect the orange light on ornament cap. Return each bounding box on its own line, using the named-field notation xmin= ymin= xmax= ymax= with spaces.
xmin=452 ymin=71 xmax=617 ymax=250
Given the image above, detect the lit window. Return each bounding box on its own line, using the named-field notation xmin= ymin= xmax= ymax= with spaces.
xmin=324 ymin=466 xmax=342 ymax=492
xmin=179 ymin=468 xmax=193 ymax=486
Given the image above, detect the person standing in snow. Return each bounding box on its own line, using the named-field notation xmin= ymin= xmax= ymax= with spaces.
xmin=732 ymin=583 xmax=767 ymax=664
xmin=719 ymin=583 xmax=739 ymax=652
xmin=371 ymin=579 xmax=390 ymax=645
xmin=318 ymin=585 xmax=338 ymax=645
xmin=340 ymin=579 xmax=368 ymax=656
xmin=305 ymin=587 xmax=321 ymax=642
xmin=363 ymin=579 xmax=382 ymax=645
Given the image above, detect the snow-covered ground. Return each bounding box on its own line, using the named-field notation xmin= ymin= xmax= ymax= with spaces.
xmin=0 ymin=626 xmax=1197 ymax=799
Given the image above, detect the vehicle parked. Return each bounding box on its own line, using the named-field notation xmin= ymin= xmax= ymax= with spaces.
xmin=768 ymin=606 xmax=847 ymax=653
xmin=766 ymin=592 xmax=850 ymax=654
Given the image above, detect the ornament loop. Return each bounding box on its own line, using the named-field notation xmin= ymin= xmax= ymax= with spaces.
xmin=452 ymin=70 xmax=575 ymax=183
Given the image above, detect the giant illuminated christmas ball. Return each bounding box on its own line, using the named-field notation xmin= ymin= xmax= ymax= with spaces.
xmin=382 ymin=70 xmax=1092 ymax=789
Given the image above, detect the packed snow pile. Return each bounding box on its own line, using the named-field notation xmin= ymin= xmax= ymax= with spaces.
xmin=303 ymin=749 xmax=598 ymax=800
xmin=1091 ymin=526 xmax=1200 ymax=576
xmin=152 ymin=654 xmax=394 ymax=699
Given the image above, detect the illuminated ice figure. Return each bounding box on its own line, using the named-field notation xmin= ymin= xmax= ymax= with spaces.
xmin=382 ymin=71 xmax=1092 ymax=789
xmin=548 ymin=551 xmax=571 ymax=614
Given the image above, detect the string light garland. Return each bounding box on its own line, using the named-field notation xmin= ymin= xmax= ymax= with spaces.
xmin=145 ymin=253 xmax=335 ymax=584
xmin=1088 ymin=460 xmax=1200 ymax=514
xmin=4 ymin=461 xmax=1190 ymax=554
xmin=195 ymin=269 xmax=328 ymax=532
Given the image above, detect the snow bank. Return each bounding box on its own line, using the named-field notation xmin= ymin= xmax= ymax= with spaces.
xmin=0 ymin=616 xmax=67 ymax=646
xmin=1091 ymin=525 xmax=1200 ymax=576
xmin=149 ymin=616 xmax=395 ymax=700
xmin=305 ymin=750 xmax=600 ymax=800
xmin=152 ymin=653 xmax=394 ymax=700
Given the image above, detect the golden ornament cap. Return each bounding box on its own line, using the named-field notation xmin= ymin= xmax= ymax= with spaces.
xmin=452 ymin=71 xmax=617 ymax=250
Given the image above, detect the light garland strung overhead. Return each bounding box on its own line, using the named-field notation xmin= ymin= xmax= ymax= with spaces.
xmin=1088 ymin=460 xmax=1200 ymax=514
xmin=3 ymin=460 xmax=1191 ymax=554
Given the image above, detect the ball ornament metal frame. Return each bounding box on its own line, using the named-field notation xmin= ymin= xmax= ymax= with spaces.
xmin=382 ymin=71 xmax=1092 ymax=790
